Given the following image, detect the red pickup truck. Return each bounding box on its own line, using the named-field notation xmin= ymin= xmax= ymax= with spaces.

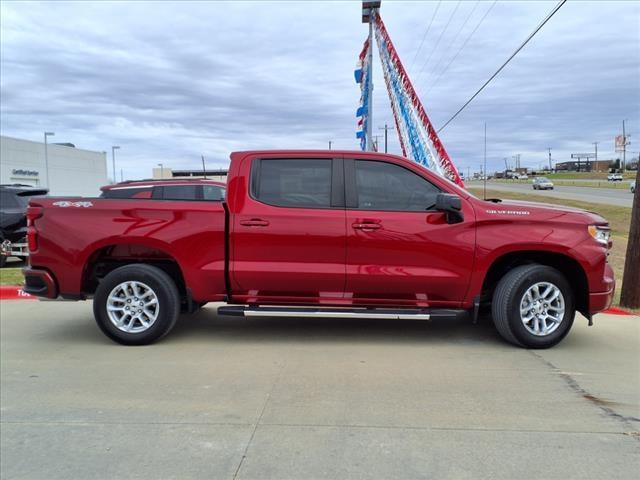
xmin=23 ymin=150 xmax=614 ymax=348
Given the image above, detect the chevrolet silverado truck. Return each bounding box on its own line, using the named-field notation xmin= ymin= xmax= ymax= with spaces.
xmin=23 ymin=150 xmax=615 ymax=348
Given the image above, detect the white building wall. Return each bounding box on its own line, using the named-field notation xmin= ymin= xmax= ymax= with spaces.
xmin=0 ymin=135 xmax=108 ymax=196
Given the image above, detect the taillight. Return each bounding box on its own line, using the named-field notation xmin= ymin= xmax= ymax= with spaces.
xmin=26 ymin=206 xmax=43 ymax=252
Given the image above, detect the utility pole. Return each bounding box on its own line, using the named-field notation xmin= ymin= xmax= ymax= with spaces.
xmin=483 ymin=122 xmax=487 ymax=200
xmin=503 ymin=157 xmax=509 ymax=171
xmin=120 ymin=169 xmax=123 ymax=182
xmin=372 ymin=135 xmax=380 ymax=152
xmin=547 ymin=147 xmax=552 ymax=171
xmin=467 ymin=167 xmax=470 ymax=180
xmin=378 ymin=123 xmax=394 ymax=153
xmin=621 ymin=164 xmax=640 ymax=308
xmin=201 ymin=155 xmax=207 ymax=179
xmin=328 ymin=140 xmax=332 ymax=150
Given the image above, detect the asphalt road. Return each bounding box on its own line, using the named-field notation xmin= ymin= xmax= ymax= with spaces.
xmin=1 ymin=301 xmax=639 ymax=479
xmin=468 ymin=181 xmax=633 ymax=207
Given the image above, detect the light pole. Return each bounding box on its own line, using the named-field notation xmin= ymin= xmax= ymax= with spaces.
xmin=111 ymin=146 xmax=120 ymax=183
xmin=44 ymin=132 xmax=55 ymax=189
xmin=158 ymin=163 xmax=164 ymax=179
xmin=328 ymin=140 xmax=332 ymax=150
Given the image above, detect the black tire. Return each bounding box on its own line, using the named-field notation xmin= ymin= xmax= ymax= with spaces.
xmin=0 ymin=255 xmax=6 ymax=268
xmin=93 ymin=264 xmax=180 ymax=345
xmin=491 ymin=264 xmax=575 ymax=348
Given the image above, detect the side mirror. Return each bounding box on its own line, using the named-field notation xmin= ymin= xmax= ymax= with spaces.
xmin=435 ymin=193 xmax=464 ymax=224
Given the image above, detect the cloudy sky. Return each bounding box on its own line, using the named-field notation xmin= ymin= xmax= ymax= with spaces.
xmin=1 ymin=0 xmax=639 ymax=179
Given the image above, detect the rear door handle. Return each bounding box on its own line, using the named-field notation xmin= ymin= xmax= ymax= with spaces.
xmin=240 ymin=218 xmax=270 ymax=227
xmin=352 ymin=222 xmax=381 ymax=230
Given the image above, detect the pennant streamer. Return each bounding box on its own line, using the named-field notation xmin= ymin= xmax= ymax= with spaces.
xmin=356 ymin=11 xmax=464 ymax=186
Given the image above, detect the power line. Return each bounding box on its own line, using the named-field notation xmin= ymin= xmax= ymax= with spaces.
xmin=426 ymin=0 xmax=497 ymax=95
xmin=408 ymin=0 xmax=441 ymax=73
xmin=437 ymin=0 xmax=568 ymax=133
xmin=414 ymin=0 xmax=462 ymax=83
xmin=425 ymin=0 xmax=481 ymax=88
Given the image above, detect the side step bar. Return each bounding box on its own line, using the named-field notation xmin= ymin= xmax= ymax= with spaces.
xmin=217 ymin=306 xmax=466 ymax=321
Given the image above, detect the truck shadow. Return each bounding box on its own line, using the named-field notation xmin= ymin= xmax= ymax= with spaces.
xmin=166 ymin=306 xmax=504 ymax=347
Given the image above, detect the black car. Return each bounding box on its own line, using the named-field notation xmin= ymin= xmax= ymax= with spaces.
xmin=0 ymin=184 xmax=48 ymax=267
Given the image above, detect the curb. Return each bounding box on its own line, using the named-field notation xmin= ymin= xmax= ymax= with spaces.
xmin=603 ymin=307 xmax=634 ymax=316
xmin=0 ymin=285 xmax=35 ymax=300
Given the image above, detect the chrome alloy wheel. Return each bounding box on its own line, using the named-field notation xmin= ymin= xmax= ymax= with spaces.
xmin=106 ymin=281 xmax=159 ymax=333
xmin=519 ymin=282 xmax=565 ymax=336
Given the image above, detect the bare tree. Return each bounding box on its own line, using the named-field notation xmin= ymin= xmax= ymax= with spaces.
xmin=620 ymin=166 xmax=640 ymax=308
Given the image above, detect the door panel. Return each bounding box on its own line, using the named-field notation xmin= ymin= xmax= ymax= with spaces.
xmin=231 ymin=157 xmax=346 ymax=303
xmin=344 ymin=159 xmax=475 ymax=307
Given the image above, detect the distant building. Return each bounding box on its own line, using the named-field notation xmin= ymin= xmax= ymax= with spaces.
xmin=0 ymin=135 xmax=108 ymax=196
xmin=152 ymin=167 xmax=228 ymax=183
xmin=555 ymin=160 xmax=612 ymax=172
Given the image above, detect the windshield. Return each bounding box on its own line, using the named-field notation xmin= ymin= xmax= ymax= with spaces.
xmin=536 ymin=177 xmax=550 ymax=182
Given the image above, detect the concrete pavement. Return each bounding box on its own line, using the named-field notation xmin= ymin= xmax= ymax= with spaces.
xmin=467 ymin=181 xmax=633 ymax=207
xmin=1 ymin=300 xmax=639 ymax=479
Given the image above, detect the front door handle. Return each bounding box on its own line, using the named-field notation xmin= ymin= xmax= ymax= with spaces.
xmin=240 ymin=218 xmax=270 ymax=227
xmin=352 ymin=222 xmax=381 ymax=230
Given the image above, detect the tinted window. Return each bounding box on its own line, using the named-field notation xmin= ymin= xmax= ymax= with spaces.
xmin=0 ymin=191 xmax=19 ymax=208
xmin=203 ymin=185 xmax=225 ymax=201
xmin=101 ymin=187 xmax=152 ymax=199
xmin=161 ymin=185 xmax=199 ymax=200
xmin=354 ymin=160 xmax=440 ymax=211
xmin=255 ymin=159 xmax=332 ymax=208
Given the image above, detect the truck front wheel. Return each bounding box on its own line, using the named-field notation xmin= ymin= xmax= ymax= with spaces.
xmin=93 ymin=264 xmax=180 ymax=345
xmin=491 ymin=265 xmax=575 ymax=348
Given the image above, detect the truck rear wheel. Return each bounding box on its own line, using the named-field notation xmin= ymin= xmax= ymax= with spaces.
xmin=93 ymin=264 xmax=180 ymax=345
xmin=491 ymin=265 xmax=575 ymax=348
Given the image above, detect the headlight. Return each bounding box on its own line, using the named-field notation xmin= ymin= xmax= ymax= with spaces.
xmin=588 ymin=225 xmax=611 ymax=246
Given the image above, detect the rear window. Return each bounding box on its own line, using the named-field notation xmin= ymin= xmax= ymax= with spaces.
xmin=101 ymin=187 xmax=153 ymax=199
xmin=203 ymin=185 xmax=225 ymax=201
xmin=252 ymin=158 xmax=332 ymax=208
xmin=1 ymin=191 xmax=20 ymax=208
xmin=160 ymin=185 xmax=199 ymax=200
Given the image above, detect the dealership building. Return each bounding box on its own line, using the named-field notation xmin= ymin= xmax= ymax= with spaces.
xmin=152 ymin=166 xmax=228 ymax=183
xmin=0 ymin=135 xmax=109 ymax=196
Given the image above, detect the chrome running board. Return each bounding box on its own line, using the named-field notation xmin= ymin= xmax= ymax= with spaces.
xmin=217 ymin=306 xmax=431 ymax=320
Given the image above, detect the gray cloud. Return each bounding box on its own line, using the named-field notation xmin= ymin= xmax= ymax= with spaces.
xmin=1 ymin=0 xmax=639 ymax=179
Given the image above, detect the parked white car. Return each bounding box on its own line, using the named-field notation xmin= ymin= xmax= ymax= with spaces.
xmin=631 ymin=180 xmax=636 ymax=193
xmin=608 ymin=173 xmax=623 ymax=181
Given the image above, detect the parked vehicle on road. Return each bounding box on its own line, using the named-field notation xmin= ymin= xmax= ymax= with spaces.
xmin=607 ymin=173 xmax=623 ymax=182
xmin=1 ymin=184 xmax=48 ymax=267
xmin=631 ymin=180 xmax=636 ymax=194
xmin=516 ymin=174 xmax=528 ymax=180
xmin=100 ymin=179 xmax=226 ymax=201
xmin=532 ymin=177 xmax=554 ymax=190
xmin=23 ymin=151 xmax=615 ymax=348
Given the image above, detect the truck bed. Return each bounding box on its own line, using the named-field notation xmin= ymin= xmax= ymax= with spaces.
xmin=28 ymin=197 xmax=227 ymax=302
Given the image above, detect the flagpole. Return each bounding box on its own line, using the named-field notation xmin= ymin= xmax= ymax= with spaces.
xmin=366 ymin=15 xmax=374 ymax=151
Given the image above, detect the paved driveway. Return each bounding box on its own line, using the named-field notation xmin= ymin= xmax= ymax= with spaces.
xmin=1 ymin=301 xmax=639 ymax=479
